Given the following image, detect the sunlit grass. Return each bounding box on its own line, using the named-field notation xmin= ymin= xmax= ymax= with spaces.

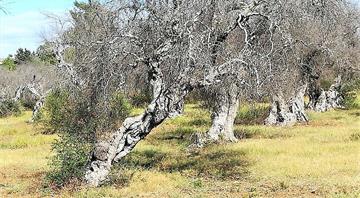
xmin=0 ymin=112 xmax=56 ymax=197
xmin=1 ymin=98 xmax=360 ymax=197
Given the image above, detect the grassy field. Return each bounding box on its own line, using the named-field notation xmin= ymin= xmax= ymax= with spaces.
xmin=1 ymin=100 xmax=360 ymax=197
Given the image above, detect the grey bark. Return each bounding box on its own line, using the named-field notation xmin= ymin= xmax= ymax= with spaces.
xmin=31 ymin=96 xmax=46 ymax=122
xmin=207 ymin=85 xmax=239 ymax=142
xmin=13 ymin=84 xmax=41 ymax=102
xmin=265 ymin=84 xmax=308 ymax=126
xmin=84 ymin=62 xmax=189 ymax=186
xmin=12 ymin=83 xmax=48 ymax=122
xmin=265 ymin=94 xmax=297 ymax=126
xmin=308 ymin=76 xmax=344 ymax=112
xmin=289 ymin=84 xmax=309 ymax=123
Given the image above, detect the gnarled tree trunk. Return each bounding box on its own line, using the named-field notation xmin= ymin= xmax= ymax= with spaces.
xmin=307 ymin=76 xmax=344 ymax=112
xmin=289 ymin=84 xmax=309 ymax=122
xmin=265 ymin=94 xmax=297 ymax=126
xmin=265 ymin=84 xmax=308 ymax=126
xmin=12 ymin=83 xmax=47 ymax=122
xmin=13 ymin=84 xmax=41 ymax=102
xmin=206 ymin=85 xmax=239 ymax=142
xmin=84 ymin=62 xmax=189 ymax=186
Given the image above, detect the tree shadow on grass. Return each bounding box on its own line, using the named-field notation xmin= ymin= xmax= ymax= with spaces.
xmin=350 ymin=112 xmax=360 ymax=117
xmin=148 ymin=127 xmax=198 ymax=148
xmin=114 ymin=147 xmax=250 ymax=181
xmin=187 ymin=118 xmax=210 ymax=127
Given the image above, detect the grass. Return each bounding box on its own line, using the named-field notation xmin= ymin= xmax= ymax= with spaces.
xmin=1 ymin=99 xmax=360 ymax=197
xmin=0 ymin=112 xmax=56 ymax=197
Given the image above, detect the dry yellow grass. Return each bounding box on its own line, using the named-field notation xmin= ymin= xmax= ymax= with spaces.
xmin=0 ymin=99 xmax=360 ymax=197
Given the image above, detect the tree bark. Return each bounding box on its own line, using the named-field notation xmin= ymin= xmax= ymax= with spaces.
xmin=307 ymin=76 xmax=344 ymax=112
xmin=265 ymin=84 xmax=308 ymax=126
xmin=13 ymin=84 xmax=41 ymax=102
xmin=84 ymin=62 xmax=190 ymax=186
xmin=31 ymin=97 xmax=46 ymax=122
xmin=12 ymin=83 xmax=47 ymax=122
xmin=265 ymin=94 xmax=297 ymax=126
xmin=290 ymin=84 xmax=309 ymax=122
xmin=206 ymin=84 xmax=239 ymax=142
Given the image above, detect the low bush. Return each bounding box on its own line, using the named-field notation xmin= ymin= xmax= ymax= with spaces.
xmin=44 ymin=89 xmax=132 ymax=188
xmin=36 ymin=89 xmax=69 ymax=134
xmin=0 ymin=99 xmax=22 ymax=117
xmin=44 ymin=95 xmax=95 ymax=188
xmin=341 ymin=79 xmax=360 ymax=109
xmin=1 ymin=56 xmax=16 ymax=71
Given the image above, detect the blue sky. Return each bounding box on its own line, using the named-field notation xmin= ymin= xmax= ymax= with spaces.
xmin=0 ymin=0 xmax=77 ymax=58
xmin=0 ymin=0 xmax=359 ymax=58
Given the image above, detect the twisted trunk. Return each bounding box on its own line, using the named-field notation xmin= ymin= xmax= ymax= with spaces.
xmin=12 ymin=84 xmax=47 ymax=122
xmin=265 ymin=84 xmax=308 ymax=126
xmin=308 ymin=76 xmax=344 ymax=112
xmin=84 ymin=62 xmax=189 ymax=186
xmin=13 ymin=84 xmax=41 ymax=102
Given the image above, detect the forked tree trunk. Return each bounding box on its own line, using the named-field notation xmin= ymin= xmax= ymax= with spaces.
xmin=207 ymin=85 xmax=239 ymax=142
xmin=307 ymin=76 xmax=344 ymax=112
xmin=13 ymin=84 xmax=46 ymax=122
xmin=84 ymin=62 xmax=190 ymax=186
xmin=13 ymin=84 xmax=41 ymax=102
xmin=265 ymin=84 xmax=308 ymax=126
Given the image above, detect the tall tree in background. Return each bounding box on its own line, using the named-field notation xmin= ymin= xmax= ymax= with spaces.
xmin=15 ymin=48 xmax=32 ymax=64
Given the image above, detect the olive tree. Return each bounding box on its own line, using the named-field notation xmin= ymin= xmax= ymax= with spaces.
xmin=50 ymin=0 xmax=360 ymax=186
xmin=51 ymin=0 xmax=282 ymax=186
xmin=265 ymin=0 xmax=359 ymax=125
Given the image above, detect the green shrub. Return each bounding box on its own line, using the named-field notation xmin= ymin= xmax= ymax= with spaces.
xmin=45 ymin=96 xmax=96 ymax=188
xmin=341 ymin=79 xmax=360 ymax=109
xmin=44 ymin=89 xmax=132 ymax=188
xmin=46 ymin=133 xmax=93 ymax=188
xmin=109 ymin=92 xmax=132 ymax=125
xmin=0 ymin=99 xmax=22 ymax=117
xmin=1 ymin=56 xmax=16 ymax=71
xmin=37 ymin=89 xmax=69 ymax=134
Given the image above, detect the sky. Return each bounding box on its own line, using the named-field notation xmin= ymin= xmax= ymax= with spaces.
xmin=0 ymin=0 xmax=359 ymax=58
xmin=0 ymin=0 xmax=77 ymax=58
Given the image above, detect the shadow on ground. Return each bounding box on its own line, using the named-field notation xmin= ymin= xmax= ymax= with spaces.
xmin=111 ymin=146 xmax=250 ymax=186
